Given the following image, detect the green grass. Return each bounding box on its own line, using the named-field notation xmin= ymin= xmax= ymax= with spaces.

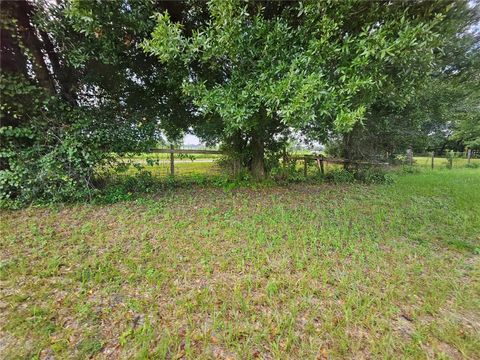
xmin=1 ymin=168 xmax=479 ymax=359
xmin=109 ymin=153 xmax=479 ymax=182
xmin=414 ymin=156 xmax=479 ymax=168
xmin=117 ymin=160 xmax=221 ymax=178
xmin=114 ymin=155 xmax=479 ymax=181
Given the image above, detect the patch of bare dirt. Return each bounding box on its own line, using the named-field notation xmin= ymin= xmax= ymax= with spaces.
xmin=393 ymin=314 xmax=416 ymax=340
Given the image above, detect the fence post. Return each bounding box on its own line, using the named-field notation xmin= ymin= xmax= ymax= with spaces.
xmin=431 ymin=151 xmax=434 ymax=169
xmin=447 ymin=151 xmax=453 ymax=169
xmin=407 ymin=147 xmax=413 ymax=167
xmin=170 ymin=144 xmax=174 ymax=176
xmin=304 ymin=156 xmax=308 ymax=177
xmin=320 ymin=155 xmax=325 ymax=175
xmin=283 ymin=147 xmax=287 ymax=169
xmin=467 ymin=148 xmax=472 ymax=165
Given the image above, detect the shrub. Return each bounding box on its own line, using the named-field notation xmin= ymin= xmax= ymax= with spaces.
xmin=324 ymin=167 xmax=395 ymax=185
xmin=400 ymin=165 xmax=421 ymax=174
xmin=325 ymin=169 xmax=355 ymax=184
xmin=0 ymin=75 xmax=156 ymax=207
xmin=354 ymin=167 xmax=396 ymax=184
xmin=445 ymin=150 xmax=458 ymax=169
xmin=465 ymin=162 xmax=479 ymax=169
xmin=270 ymin=164 xmax=305 ymax=184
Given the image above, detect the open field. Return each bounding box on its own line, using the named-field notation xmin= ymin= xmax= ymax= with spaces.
xmin=1 ymin=169 xmax=479 ymax=359
xmin=413 ymin=156 xmax=479 ymax=169
xmin=116 ymin=160 xmax=221 ymax=178
xmin=113 ymin=154 xmax=480 ymax=180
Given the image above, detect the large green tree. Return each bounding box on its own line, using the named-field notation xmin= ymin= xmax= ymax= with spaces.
xmin=2 ymin=0 xmax=477 ymax=204
xmin=0 ymin=0 xmax=197 ymax=203
xmin=143 ymin=0 xmax=451 ymax=178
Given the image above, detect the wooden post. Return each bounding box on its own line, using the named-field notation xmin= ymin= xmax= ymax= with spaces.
xmin=431 ymin=151 xmax=434 ymax=169
xmin=317 ymin=156 xmax=325 ymax=175
xmin=304 ymin=156 xmax=308 ymax=177
xmin=315 ymin=157 xmax=325 ymax=175
xmin=170 ymin=144 xmax=174 ymax=176
xmin=467 ymin=148 xmax=472 ymax=165
xmin=447 ymin=151 xmax=453 ymax=169
xmin=283 ymin=147 xmax=287 ymax=169
xmin=407 ymin=147 xmax=413 ymax=167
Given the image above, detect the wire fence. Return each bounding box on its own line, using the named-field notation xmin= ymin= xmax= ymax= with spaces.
xmin=107 ymin=147 xmax=479 ymax=181
xmin=111 ymin=151 xmax=222 ymax=179
xmin=401 ymin=150 xmax=479 ymax=169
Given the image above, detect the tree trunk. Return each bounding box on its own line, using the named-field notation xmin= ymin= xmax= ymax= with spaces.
xmin=0 ymin=10 xmax=28 ymax=78
xmin=14 ymin=0 xmax=56 ymax=94
xmin=251 ymin=130 xmax=266 ymax=180
xmin=39 ymin=30 xmax=77 ymax=103
xmin=342 ymin=132 xmax=352 ymax=170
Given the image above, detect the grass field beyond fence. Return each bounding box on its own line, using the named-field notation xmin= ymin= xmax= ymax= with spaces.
xmin=414 ymin=156 xmax=479 ymax=168
xmin=1 ymin=168 xmax=479 ymax=359
xmin=112 ymin=152 xmax=479 ymax=181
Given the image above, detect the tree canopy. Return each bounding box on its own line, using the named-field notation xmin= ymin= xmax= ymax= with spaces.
xmin=0 ymin=0 xmax=478 ymax=203
xmin=142 ymin=0 xmax=458 ymax=177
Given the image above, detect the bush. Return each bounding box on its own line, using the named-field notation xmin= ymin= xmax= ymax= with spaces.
xmin=324 ymin=167 xmax=395 ymax=185
xmin=0 ymin=118 xmax=104 ymax=206
xmin=354 ymin=167 xmax=396 ymax=184
xmin=400 ymin=165 xmax=421 ymax=174
xmin=465 ymin=162 xmax=479 ymax=169
xmin=325 ymin=169 xmax=355 ymax=184
xmin=96 ymin=171 xmax=161 ymax=204
xmin=445 ymin=150 xmax=456 ymax=169
xmin=0 ymin=75 xmax=157 ymax=207
xmin=0 ymin=78 xmax=104 ymax=206
xmin=270 ymin=164 xmax=305 ymax=184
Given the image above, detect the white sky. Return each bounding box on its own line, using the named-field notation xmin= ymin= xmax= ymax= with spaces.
xmin=183 ymin=133 xmax=202 ymax=145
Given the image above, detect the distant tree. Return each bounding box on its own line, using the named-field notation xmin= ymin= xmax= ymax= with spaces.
xmin=336 ymin=0 xmax=480 ymax=158
xmin=453 ymin=106 xmax=480 ymax=151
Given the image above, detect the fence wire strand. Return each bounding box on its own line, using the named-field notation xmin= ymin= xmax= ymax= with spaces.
xmin=107 ymin=149 xmax=479 ymax=181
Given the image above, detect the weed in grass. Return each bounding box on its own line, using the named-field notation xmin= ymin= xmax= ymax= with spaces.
xmin=77 ymin=336 xmax=104 ymax=357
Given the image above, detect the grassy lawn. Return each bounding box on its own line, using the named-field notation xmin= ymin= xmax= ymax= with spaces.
xmin=1 ymin=169 xmax=479 ymax=359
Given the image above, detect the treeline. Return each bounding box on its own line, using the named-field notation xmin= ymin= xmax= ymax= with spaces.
xmin=0 ymin=0 xmax=479 ymax=203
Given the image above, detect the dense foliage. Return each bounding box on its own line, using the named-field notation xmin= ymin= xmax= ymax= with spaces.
xmin=0 ymin=0 xmax=189 ymax=204
xmin=0 ymin=0 xmax=479 ymax=204
xmin=143 ymin=0 xmax=456 ymax=177
xmin=338 ymin=1 xmax=480 ymax=158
